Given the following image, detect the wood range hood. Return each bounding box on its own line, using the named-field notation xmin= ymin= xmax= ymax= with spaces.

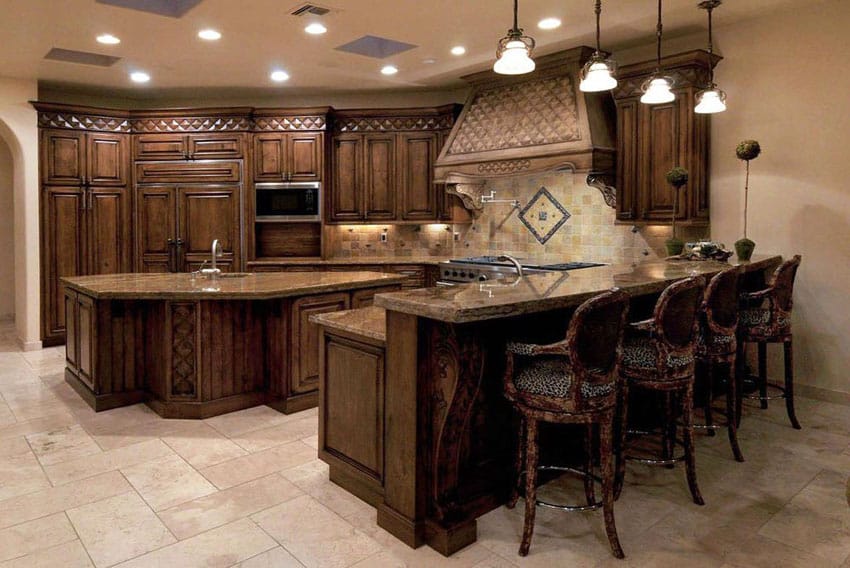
xmin=434 ymin=46 xmax=617 ymax=216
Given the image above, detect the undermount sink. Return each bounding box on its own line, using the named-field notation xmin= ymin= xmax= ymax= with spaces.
xmin=219 ymin=272 xmax=252 ymax=278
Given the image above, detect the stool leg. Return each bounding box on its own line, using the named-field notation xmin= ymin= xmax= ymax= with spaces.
xmin=725 ymin=360 xmax=745 ymax=462
xmin=600 ymin=417 xmax=625 ymax=559
xmin=614 ymin=382 xmax=629 ymax=500
xmin=758 ymin=341 xmax=768 ymax=409
xmin=735 ymin=340 xmax=745 ymax=428
xmin=784 ymin=339 xmax=802 ymax=430
xmin=662 ymin=392 xmax=675 ymax=469
xmin=519 ymin=418 xmax=539 ymax=557
xmin=507 ymin=417 xmax=525 ymax=509
xmin=584 ymin=424 xmax=596 ymax=507
xmin=704 ymin=360 xmax=715 ymax=437
xmin=682 ymin=383 xmax=705 ymax=505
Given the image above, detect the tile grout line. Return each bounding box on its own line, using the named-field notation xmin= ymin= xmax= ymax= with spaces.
xmin=245 ymin=517 xmax=307 ymax=568
xmin=64 ymin=510 xmax=98 ymax=568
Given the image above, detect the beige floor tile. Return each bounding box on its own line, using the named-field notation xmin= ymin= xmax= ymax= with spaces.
xmin=201 ymin=439 xmax=316 ymax=490
xmin=44 ymin=438 xmax=174 ymax=486
xmin=0 ymin=436 xmax=51 ymax=501
xmin=76 ymin=404 xmax=160 ymax=439
xmin=122 ymin=453 xmax=217 ymax=511
xmin=159 ymin=473 xmax=303 ymax=539
xmin=0 ymin=412 xmax=77 ymax=442
xmin=0 ymin=512 xmax=77 ymax=562
xmin=91 ymin=417 xmax=211 ymax=451
xmin=252 ymin=494 xmax=383 ymax=568
xmin=0 ymin=402 xmax=15 ymax=429
xmin=162 ymin=424 xmax=248 ymax=468
xmin=0 ymin=539 xmax=93 ymax=568
xmin=67 ymin=491 xmax=176 ymax=568
xmin=204 ymin=405 xmax=291 ymax=438
xmin=301 ymin=434 xmax=319 ymax=450
xmin=26 ymin=424 xmax=102 ymax=466
xmin=758 ymin=469 xmax=850 ymax=564
xmin=115 ymin=518 xmax=276 ymax=568
xmin=281 ymin=460 xmax=373 ymax=520
xmin=234 ymin=546 xmax=305 ymax=568
xmin=724 ymin=534 xmax=835 ymax=568
xmin=230 ymin=415 xmax=319 ymax=453
xmin=470 ymin=554 xmax=520 ymax=568
xmin=0 ymin=470 xmax=132 ymax=530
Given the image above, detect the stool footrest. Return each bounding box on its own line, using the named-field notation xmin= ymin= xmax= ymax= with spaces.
xmin=518 ymin=465 xmax=604 ymax=512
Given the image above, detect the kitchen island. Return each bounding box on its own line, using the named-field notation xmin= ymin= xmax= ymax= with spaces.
xmin=62 ymin=271 xmax=405 ymax=418
xmin=320 ymin=255 xmax=782 ymax=555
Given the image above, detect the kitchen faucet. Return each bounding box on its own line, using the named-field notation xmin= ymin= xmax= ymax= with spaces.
xmin=200 ymin=239 xmax=223 ymax=279
xmin=496 ymin=255 xmax=524 ymax=277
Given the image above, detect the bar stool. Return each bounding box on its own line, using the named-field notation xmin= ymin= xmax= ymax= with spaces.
xmin=737 ymin=255 xmax=802 ymax=429
xmin=503 ymin=289 xmax=630 ymax=559
xmin=616 ymin=276 xmax=706 ymax=506
xmin=696 ymin=266 xmax=745 ymax=462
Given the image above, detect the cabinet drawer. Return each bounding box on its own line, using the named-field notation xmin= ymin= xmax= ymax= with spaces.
xmin=135 ymin=161 xmax=241 ymax=184
xmin=387 ymin=265 xmax=426 ymax=288
xmin=189 ymin=134 xmax=243 ymax=159
xmin=134 ymin=134 xmax=188 ymax=161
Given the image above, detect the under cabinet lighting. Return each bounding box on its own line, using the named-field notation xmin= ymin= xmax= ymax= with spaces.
xmin=130 ymin=71 xmax=150 ymax=83
xmin=96 ymin=34 xmax=120 ymax=45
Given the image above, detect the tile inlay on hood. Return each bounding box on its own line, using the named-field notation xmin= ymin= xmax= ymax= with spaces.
xmin=518 ymin=186 xmax=571 ymax=244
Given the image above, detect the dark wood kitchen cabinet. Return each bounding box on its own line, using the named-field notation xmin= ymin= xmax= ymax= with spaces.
xmin=329 ymin=133 xmax=396 ymax=222
xmin=399 ymin=132 xmax=438 ymax=220
xmin=134 ymin=133 xmax=245 ymax=161
xmin=612 ymin=50 xmax=718 ymax=226
xmin=136 ymin=185 xmax=240 ymax=273
xmin=253 ymin=132 xmax=323 ymax=182
xmin=41 ymin=130 xmax=129 ymax=187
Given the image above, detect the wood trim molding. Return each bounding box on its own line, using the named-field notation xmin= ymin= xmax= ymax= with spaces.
xmin=37 ymin=111 xmax=132 ymax=132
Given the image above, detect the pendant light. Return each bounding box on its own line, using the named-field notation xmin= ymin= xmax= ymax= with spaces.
xmin=493 ymin=0 xmax=536 ymax=75
xmin=694 ymin=0 xmax=727 ymax=113
xmin=580 ymin=0 xmax=618 ymax=92
xmin=640 ymin=0 xmax=675 ymax=104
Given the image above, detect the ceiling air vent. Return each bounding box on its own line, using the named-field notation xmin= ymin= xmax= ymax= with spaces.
xmin=96 ymin=0 xmax=203 ymax=18
xmin=290 ymin=3 xmax=330 ymax=16
xmin=44 ymin=48 xmax=121 ymax=67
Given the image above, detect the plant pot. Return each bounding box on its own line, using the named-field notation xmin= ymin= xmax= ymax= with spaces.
xmin=665 ymin=237 xmax=685 ymax=257
xmin=735 ymin=238 xmax=756 ymax=261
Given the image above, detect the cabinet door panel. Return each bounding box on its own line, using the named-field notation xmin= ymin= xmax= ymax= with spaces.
xmin=136 ymin=187 xmax=176 ymax=273
xmin=64 ymin=290 xmax=79 ymax=372
xmin=42 ymin=187 xmax=84 ymax=339
xmin=88 ymin=187 xmax=131 ymax=274
xmin=77 ymin=294 xmax=95 ymax=390
xmin=615 ymin=101 xmax=639 ymax=221
xmin=399 ymin=133 xmax=437 ymax=220
xmin=331 ymin=136 xmax=364 ymax=221
xmin=640 ymin=102 xmax=681 ymax=221
xmin=288 ymin=133 xmax=322 ymax=181
xmin=134 ymin=134 xmax=188 ymax=161
xmin=135 ymin=161 xmax=241 ymax=184
xmin=178 ymin=186 xmax=240 ymax=270
xmin=363 ymin=134 xmax=396 ymax=220
xmin=87 ymin=133 xmax=128 ymax=186
xmin=290 ymin=292 xmax=350 ymax=395
xmin=253 ymin=134 xmax=285 ymax=181
xmin=42 ymin=130 xmax=85 ymax=185
xmin=188 ymin=133 xmax=243 ymax=159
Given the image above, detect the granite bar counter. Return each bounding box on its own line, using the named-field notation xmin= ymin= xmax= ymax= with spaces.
xmin=61 ymin=271 xmax=406 ymax=418
xmin=359 ymin=255 xmax=782 ymax=555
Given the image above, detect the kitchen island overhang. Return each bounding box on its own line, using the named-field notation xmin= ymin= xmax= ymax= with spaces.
xmin=61 ymin=271 xmax=406 ymax=418
xmin=363 ymin=255 xmax=782 ymax=555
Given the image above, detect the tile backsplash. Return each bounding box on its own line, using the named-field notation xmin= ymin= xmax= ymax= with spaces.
xmin=326 ymin=169 xmax=707 ymax=262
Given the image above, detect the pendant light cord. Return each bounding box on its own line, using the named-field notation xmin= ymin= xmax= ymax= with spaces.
xmin=707 ymin=4 xmax=715 ymax=84
xmin=655 ymin=0 xmax=663 ymax=72
xmin=595 ymin=0 xmax=602 ymax=52
xmin=513 ymin=0 xmax=519 ymax=32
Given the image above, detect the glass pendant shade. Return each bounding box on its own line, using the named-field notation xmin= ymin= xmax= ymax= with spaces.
xmin=494 ymin=38 xmax=535 ymax=75
xmin=640 ymin=76 xmax=675 ymax=104
xmin=694 ymin=87 xmax=727 ymax=113
xmin=580 ymin=56 xmax=618 ymax=92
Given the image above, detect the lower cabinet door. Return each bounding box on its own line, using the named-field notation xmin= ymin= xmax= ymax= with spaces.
xmin=76 ymin=294 xmax=95 ymax=391
xmin=87 ymin=187 xmax=131 ymax=275
xmin=290 ymin=292 xmax=350 ymax=395
xmin=178 ymin=185 xmax=241 ymax=271
xmin=42 ymin=186 xmax=84 ymax=342
xmin=64 ymin=290 xmax=79 ymax=373
xmin=351 ymin=285 xmax=400 ymax=308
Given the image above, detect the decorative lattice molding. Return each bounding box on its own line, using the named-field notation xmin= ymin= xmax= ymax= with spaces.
xmin=37 ymin=112 xmax=132 ymax=132
xmin=333 ymin=115 xmax=454 ymax=133
xmin=253 ymin=116 xmax=327 ymax=131
xmin=130 ymin=117 xmax=253 ymax=133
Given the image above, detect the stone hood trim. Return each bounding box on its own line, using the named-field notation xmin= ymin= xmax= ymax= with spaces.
xmin=435 ymin=47 xmax=617 ymax=216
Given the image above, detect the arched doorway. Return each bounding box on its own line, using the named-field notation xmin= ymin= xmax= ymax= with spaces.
xmin=0 ymin=136 xmax=13 ymax=328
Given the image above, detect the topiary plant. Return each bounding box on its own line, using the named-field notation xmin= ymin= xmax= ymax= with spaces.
xmin=735 ymin=140 xmax=762 ymax=260
xmin=665 ymin=166 xmax=689 ymax=256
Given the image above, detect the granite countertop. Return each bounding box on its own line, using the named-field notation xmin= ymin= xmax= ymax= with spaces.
xmin=62 ymin=271 xmax=408 ymax=300
xmin=248 ymin=257 xmax=452 ymax=267
xmin=375 ymin=255 xmax=782 ymax=324
xmin=310 ymin=306 xmax=387 ymax=344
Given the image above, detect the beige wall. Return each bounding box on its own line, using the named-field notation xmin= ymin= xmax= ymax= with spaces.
xmin=0 ymin=139 xmax=13 ymax=320
xmin=0 ymin=76 xmax=40 ymax=350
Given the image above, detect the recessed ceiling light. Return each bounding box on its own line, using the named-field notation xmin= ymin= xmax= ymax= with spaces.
xmin=450 ymin=46 xmax=466 ymax=56
xmin=380 ymin=65 xmax=398 ymax=75
xmin=270 ymin=70 xmax=290 ymax=82
xmin=130 ymin=71 xmax=150 ymax=83
xmin=198 ymin=29 xmax=222 ymax=40
xmin=96 ymin=34 xmax=120 ymax=45
xmin=538 ymin=17 xmax=562 ymax=30
xmin=304 ymin=22 xmax=327 ymax=35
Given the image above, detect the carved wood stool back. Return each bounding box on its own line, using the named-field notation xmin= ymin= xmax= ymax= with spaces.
xmin=696 ymin=266 xmax=745 ymax=462
xmin=737 ymin=255 xmax=803 ymax=429
xmin=502 ymin=289 xmax=630 ymax=559
xmin=616 ymin=276 xmax=706 ymax=507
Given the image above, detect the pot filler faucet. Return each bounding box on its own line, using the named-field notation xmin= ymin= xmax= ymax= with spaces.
xmin=200 ymin=239 xmax=223 ymax=279
xmin=496 ymin=255 xmax=524 ymax=278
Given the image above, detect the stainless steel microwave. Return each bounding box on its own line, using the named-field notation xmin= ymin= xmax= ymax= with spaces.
xmin=255 ymin=182 xmax=321 ymax=222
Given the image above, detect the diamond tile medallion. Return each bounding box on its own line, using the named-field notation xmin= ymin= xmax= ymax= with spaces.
xmin=518 ymin=186 xmax=571 ymax=244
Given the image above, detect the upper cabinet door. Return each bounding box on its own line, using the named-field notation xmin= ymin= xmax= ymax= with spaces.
xmin=134 ymin=134 xmax=189 ymax=161
xmin=287 ymin=133 xmax=323 ymax=181
xmin=363 ymin=134 xmax=396 ymax=221
xmin=398 ymin=132 xmax=438 ymax=221
xmin=42 ymin=130 xmax=86 ymax=185
xmin=253 ymin=133 xmax=285 ymax=181
xmin=615 ymin=100 xmax=639 ymax=222
xmin=330 ymin=135 xmax=364 ymax=222
xmin=638 ymin=101 xmax=682 ymax=222
xmin=188 ymin=133 xmax=244 ymax=160
xmin=87 ymin=133 xmax=128 ymax=186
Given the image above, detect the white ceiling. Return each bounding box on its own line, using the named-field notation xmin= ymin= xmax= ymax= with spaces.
xmin=0 ymin=0 xmax=806 ymax=99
